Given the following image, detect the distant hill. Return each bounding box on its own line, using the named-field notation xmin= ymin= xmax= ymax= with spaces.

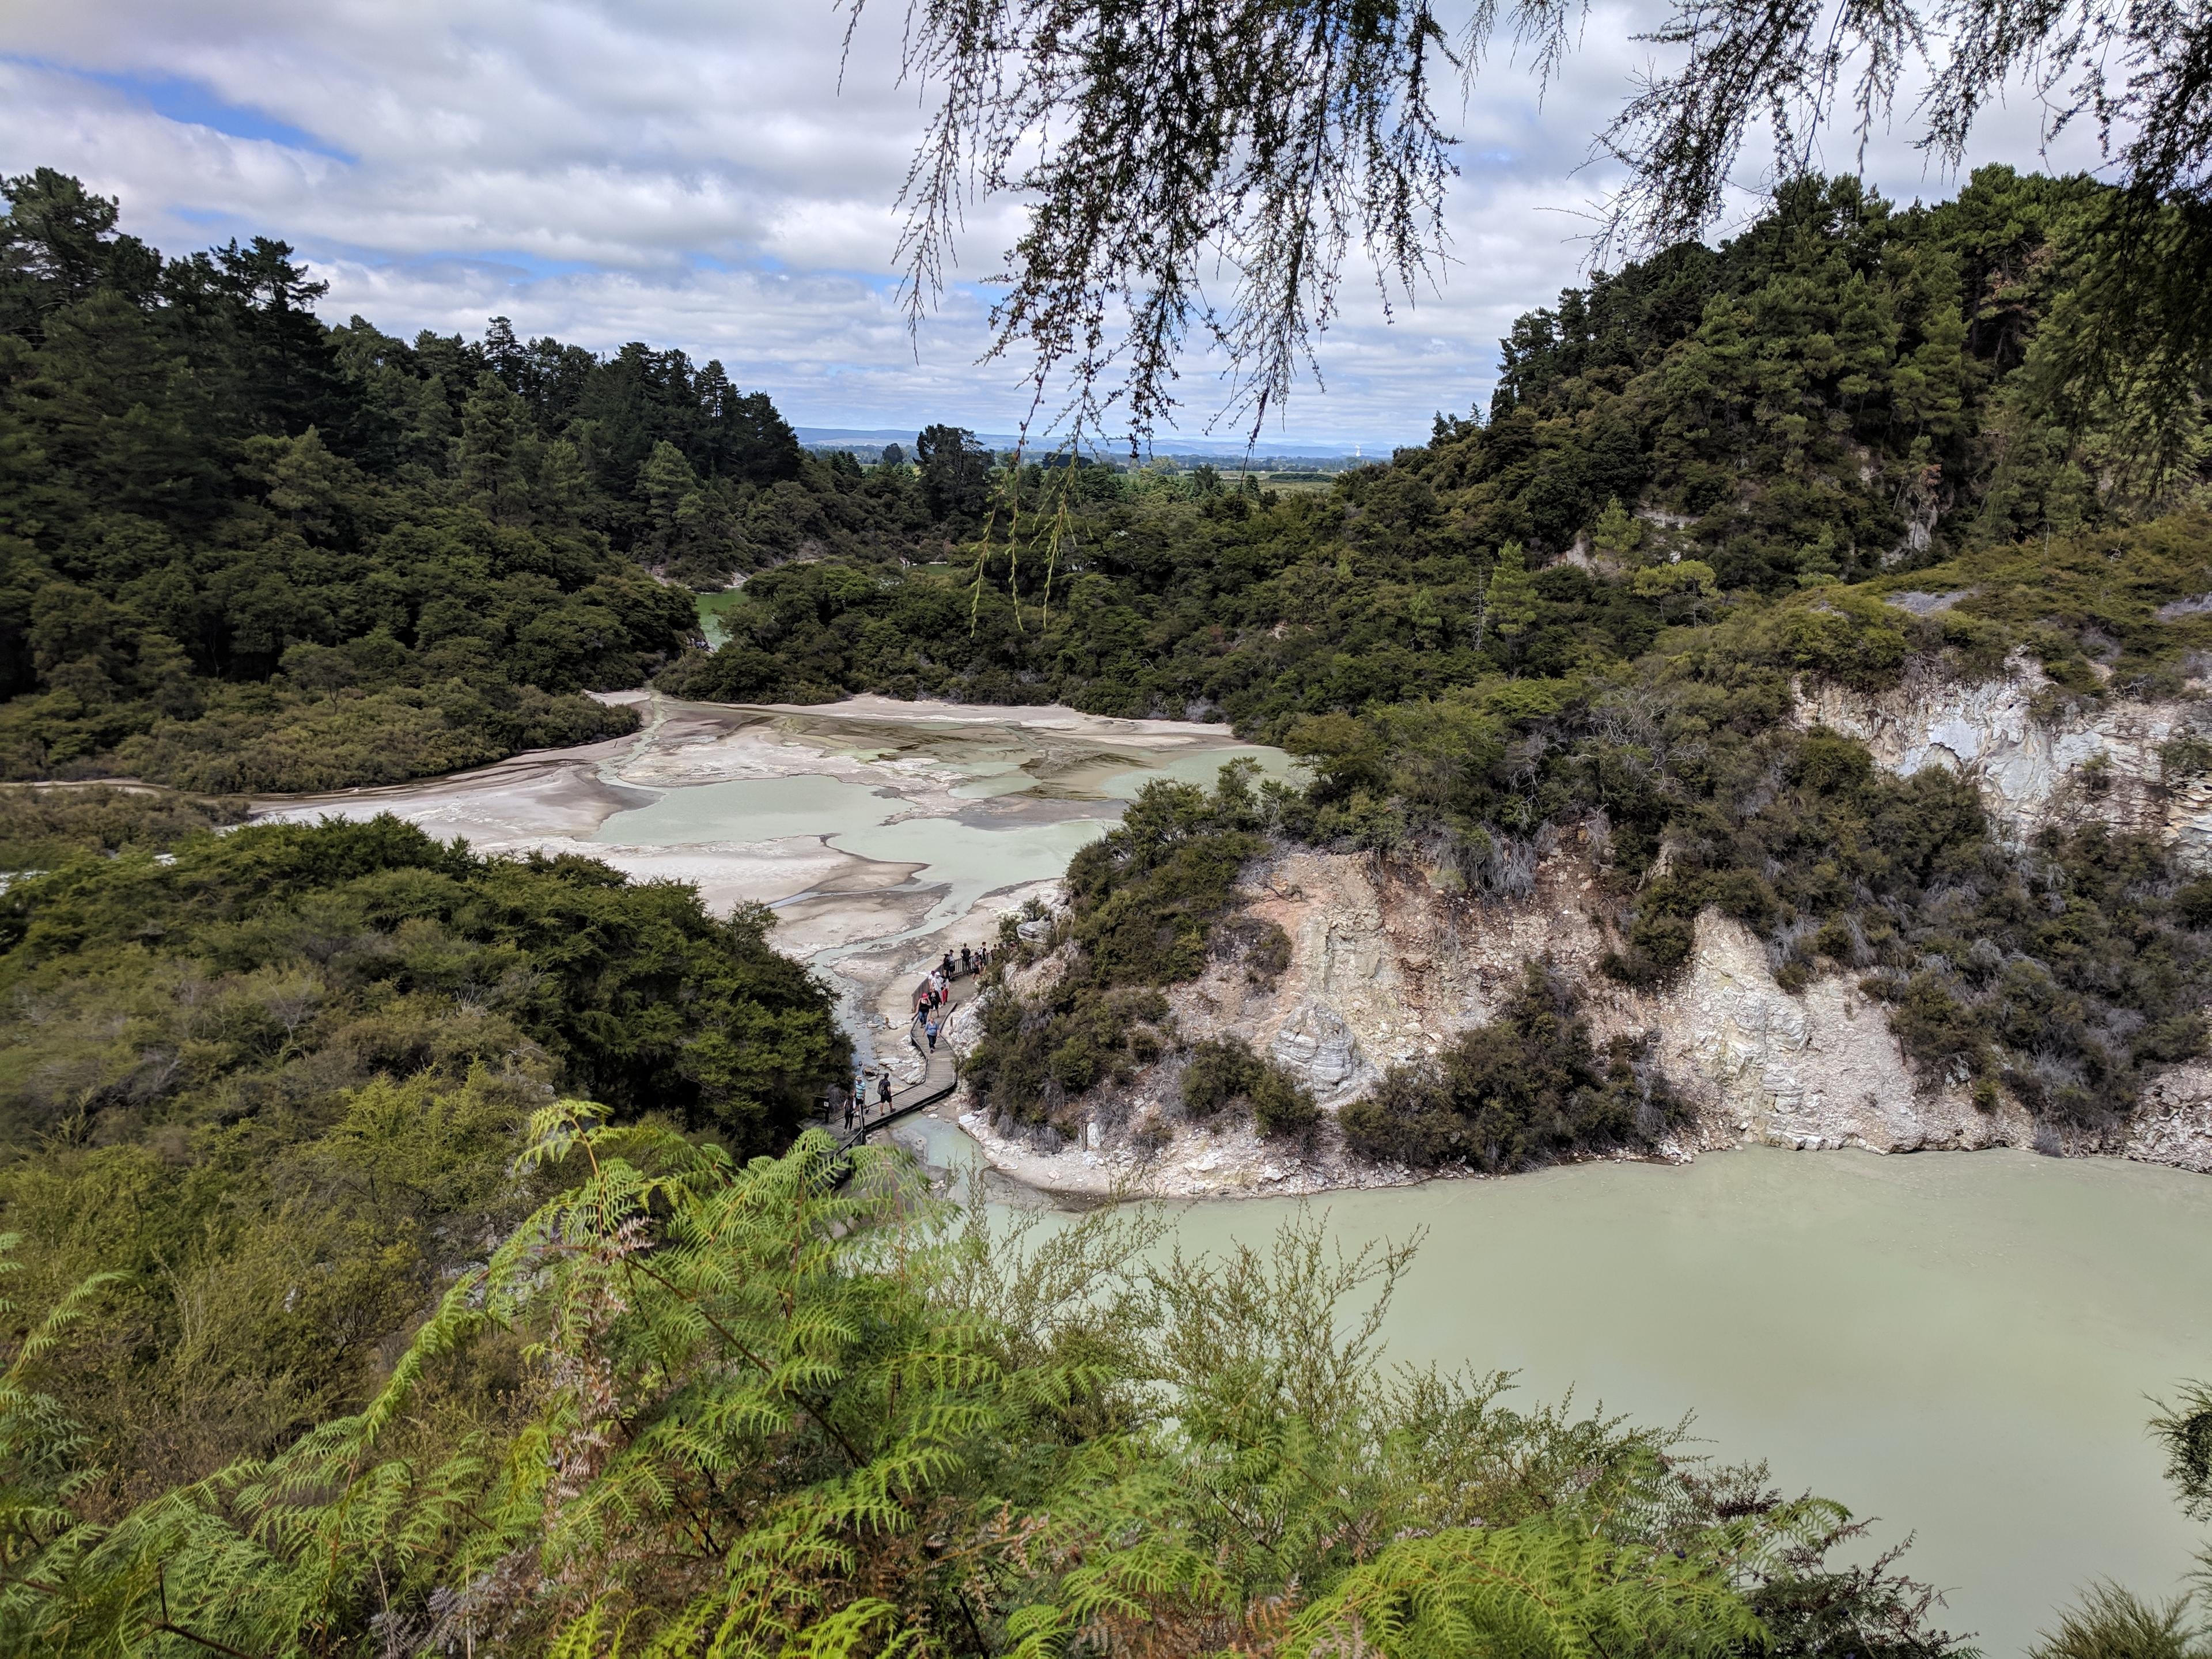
xmin=791 ymin=426 xmax=1389 ymax=463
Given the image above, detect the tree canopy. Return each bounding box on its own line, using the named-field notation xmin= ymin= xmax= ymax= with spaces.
xmin=0 ymin=169 xmax=972 ymax=792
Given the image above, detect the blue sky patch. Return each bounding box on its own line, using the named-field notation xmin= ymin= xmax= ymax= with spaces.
xmin=22 ymin=60 xmax=355 ymax=162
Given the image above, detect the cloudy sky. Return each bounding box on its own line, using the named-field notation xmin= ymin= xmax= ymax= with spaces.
xmin=0 ymin=0 xmax=2107 ymax=448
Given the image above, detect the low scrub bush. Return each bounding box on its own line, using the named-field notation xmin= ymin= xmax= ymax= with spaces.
xmin=968 ymin=765 xmax=1272 ymax=1128
xmin=1604 ymin=727 xmax=2212 ymax=1123
xmin=0 ymin=797 xmax=848 ymax=1515
xmin=1340 ymin=963 xmax=1682 ymax=1171
xmin=1179 ymin=1034 xmax=1318 ymax=1137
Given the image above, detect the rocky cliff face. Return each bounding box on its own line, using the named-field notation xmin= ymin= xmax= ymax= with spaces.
xmin=949 ymin=663 xmax=2212 ymax=1196
xmin=1793 ymin=653 xmax=2212 ymax=865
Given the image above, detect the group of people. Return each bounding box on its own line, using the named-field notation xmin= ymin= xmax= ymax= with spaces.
xmin=839 ymin=940 xmax=997 ymax=1135
xmin=913 ymin=941 xmax=993 ymax=1052
xmin=842 ymin=1064 xmax=893 ymax=1134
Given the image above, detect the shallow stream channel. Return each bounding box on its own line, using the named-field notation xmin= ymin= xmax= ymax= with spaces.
xmin=257 ymin=693 xmax=2212 ymax=1654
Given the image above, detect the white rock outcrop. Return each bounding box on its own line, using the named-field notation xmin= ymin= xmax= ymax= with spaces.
xmin=1269 ymin=1001 xmax=1368 ymax=1094
xmin=1794 ymin=654 xmax=2212 ymax=864
xmin=1651 ymin=915 xmax=2011 ymax=1154
xmin=957 ymin=843 xmax=2090 ymax=1197
xmin=2127 ymin=1060 xmax=2212 ymax=1172
xmin=952 ymin=663 xmax=2212 ymax=1197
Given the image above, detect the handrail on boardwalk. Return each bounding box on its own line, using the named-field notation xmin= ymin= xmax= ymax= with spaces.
xmin=825 ymin=957 xmax=980 ymax=1153
xmin=839 ymin=1075 xmax=958 ymax=1149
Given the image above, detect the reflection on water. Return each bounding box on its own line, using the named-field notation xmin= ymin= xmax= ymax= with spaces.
xmin=1130 ymin=1146 xmax=2212 ymax=1657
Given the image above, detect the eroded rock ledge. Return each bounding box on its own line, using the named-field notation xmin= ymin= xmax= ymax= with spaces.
xmin=952 ymin=846 xmax=2212 ymax=1196
xmin=952 ymin=656 xmax=2212 ymax=1197
xmin=1793 ymin=653 xmax=2212 ymax=865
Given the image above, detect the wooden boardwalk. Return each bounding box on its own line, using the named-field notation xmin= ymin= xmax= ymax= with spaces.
xmin=825 ymin=964 xmax=972 ymax=1150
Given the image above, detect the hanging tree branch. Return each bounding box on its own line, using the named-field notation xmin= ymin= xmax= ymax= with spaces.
xmin=844 ymin=0 xmax=1579 ymax=446
xmin=846 ymin=0 xmax=2212 ymax=443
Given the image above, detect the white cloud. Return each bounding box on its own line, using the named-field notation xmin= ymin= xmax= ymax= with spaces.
xmin=0 ymin=0 xmax=2118 ymax=445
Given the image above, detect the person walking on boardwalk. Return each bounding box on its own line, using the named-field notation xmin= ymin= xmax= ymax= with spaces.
xmin=843 ymin=1094 xmax=854 ymax=1132
xmin=877 ymin=1071 xmax=892 ymax=1108
xmin=960 ymin=944 xmax=973 ymax=974
xmin=925 ymin=1014 xmax=940 ymax=1052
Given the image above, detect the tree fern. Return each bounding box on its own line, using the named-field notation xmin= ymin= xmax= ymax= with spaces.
xmin=0 ymin=1111 xmax=1957 ymax=1658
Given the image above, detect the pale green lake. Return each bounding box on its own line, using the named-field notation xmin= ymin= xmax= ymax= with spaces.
xmin=1131 ymin=1147 xmax=2212 ymax=1658
xmin=596 ymin=707 xmax=2212 ymax=1654
xmin=891 ymin=1122 xmax=2212 ymax=1654
xmin=695 ymin=589 xmax=749 ymax=649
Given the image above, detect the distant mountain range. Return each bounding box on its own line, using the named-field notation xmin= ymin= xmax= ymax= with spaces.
xmin=790 ymin=426 xmax=1392 ymax=461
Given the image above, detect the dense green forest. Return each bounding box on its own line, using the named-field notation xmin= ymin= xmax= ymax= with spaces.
xmin=0 ymin=168 xmax=982 ymax=793
xmin=12 ymin=160 xmax=2212 ymax=1186
xmin=0 ymin=153 xmax=888 ymax=1620
xmin=795 ymin=170 xmax=2212 ymax=1156
xmin=669 ymin=171 xmax=2208 ymax=719
xmin=0 ymin=791 xmax=846 ymax=1519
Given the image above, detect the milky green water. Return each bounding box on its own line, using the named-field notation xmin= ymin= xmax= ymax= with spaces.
xmin=696 ymin=589 xmax=749 ymax=649
xmin=829 ymin=815 xmax=1111 ymax=918
xmin=1093 ymin=743 xmax=1291 ymax=798
xmin=587 ymin=710 xmax=2212 ymax=1653
xmin=1138 ymin=1147 xmax=2212 ymax=1657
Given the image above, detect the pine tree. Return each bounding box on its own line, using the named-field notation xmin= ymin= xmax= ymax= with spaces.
xmin=456 ymin=370 xmax=532 ymax=522
xmin=1590 ymin=496 xmax=1643 ymax=558
xmin=1485 ymin=541 xmax=1539 ymax=651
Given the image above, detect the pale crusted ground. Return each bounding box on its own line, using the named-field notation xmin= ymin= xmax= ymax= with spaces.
xmin=253 ymin=691 xmax=1266 ymax=1089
